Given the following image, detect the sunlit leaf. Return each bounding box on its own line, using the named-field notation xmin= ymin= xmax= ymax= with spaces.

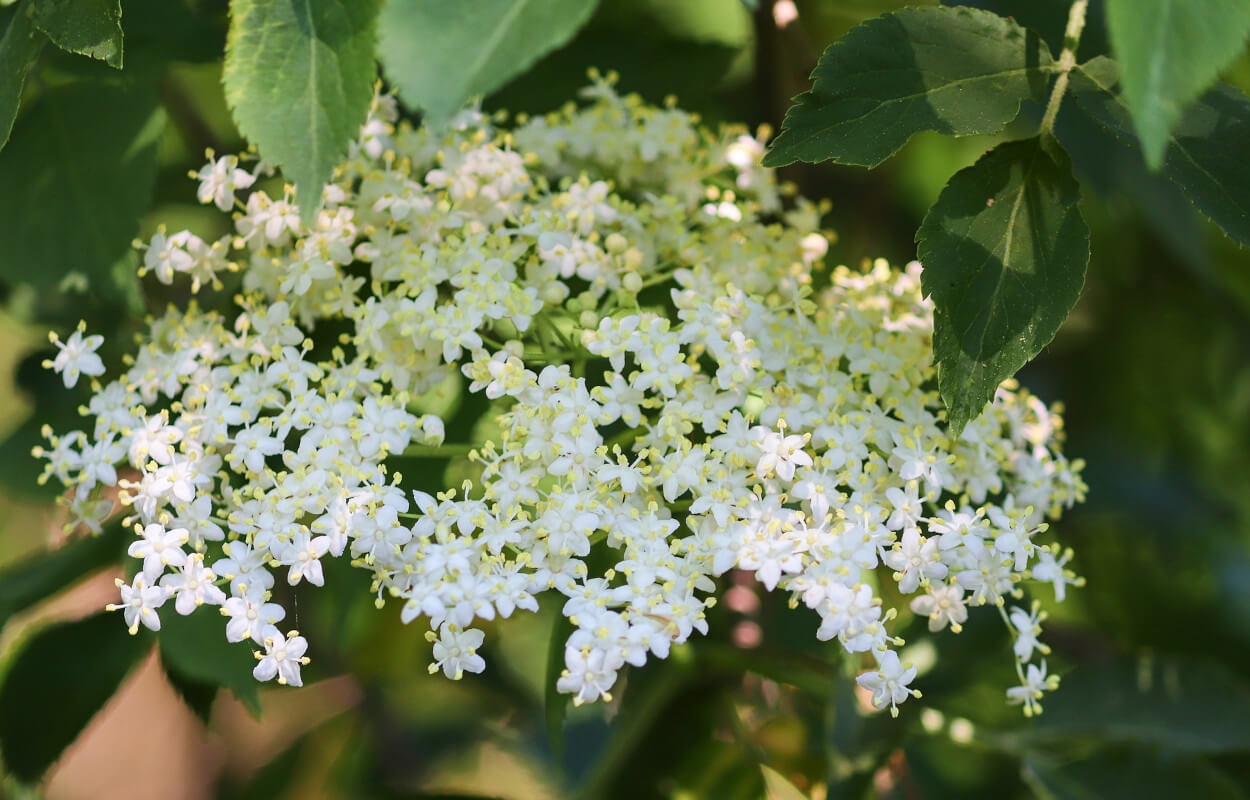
xmin=29 ymin=0 xmax=122 ymax=67
xmin=763 ymin=6 xmax=1054 ymax=168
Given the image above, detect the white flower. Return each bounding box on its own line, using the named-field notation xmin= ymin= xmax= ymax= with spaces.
xmin=882 ymin=529 xmax=947 ymax=593
xmin=856 ymin=650 xmax=919 ymax=717
xmin=45 ymin=326 xmax=105 ymax=388
xmin=222 ymin=595 xmax=287 ymax=643
xmin=752 ymin=424 xmax=812 ymax=482
xmin=106 ymin=574 xmax=169 ymax=634
xmin=1006 ymin=661 xmax=1057 ymax=716
xmin=253 ymin=627 xmax=309 ymax=687
xmin=910 ymin=584 xmax=968 ymax=633
xmin=127 ymin=523 xmax=189 ymax=578
xmin=427 ymin=623 xmax=486 ymax=679
xmin=195 ymin=151 xmax=256 ymax=211
xmin=160 ymin=554 xmax=227 ymax=614
xmin=1009 ymin=604 xmax=1048 ymax=663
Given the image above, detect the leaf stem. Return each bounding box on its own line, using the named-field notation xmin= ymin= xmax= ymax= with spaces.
xmin=1039 ymin=0 xmax=1089 ymax=135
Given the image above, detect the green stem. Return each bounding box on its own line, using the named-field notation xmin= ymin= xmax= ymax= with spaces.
xmin=1039 ymin=0 xmax=1089 ymax=135
xmin=399 ymin=442 xmax=474 ymax=458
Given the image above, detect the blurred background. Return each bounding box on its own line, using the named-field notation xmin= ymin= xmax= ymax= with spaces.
xmin=2 ymin=0 xmax=1250 ymax=798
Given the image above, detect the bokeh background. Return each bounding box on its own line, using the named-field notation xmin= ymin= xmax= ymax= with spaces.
xmin=2 ymin=0 xmax=1250 ymax=798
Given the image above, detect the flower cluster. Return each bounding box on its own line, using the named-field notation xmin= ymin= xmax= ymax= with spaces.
xmin=37 ymin=77 xmax=1084 ymax=714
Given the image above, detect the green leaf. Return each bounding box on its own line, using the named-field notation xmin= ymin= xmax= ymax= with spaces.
xmin=544 ymin=608 xmax=574 ymax=761
xmin=761 ymin=764 xmax=809 ymax=800
xmin=1024 ymin=750 xmax=1246 ymax=800
xmin=1105 ymin=0 xmax=1250 ymax=170
xmin=377 ymin=0 xmax=599 ymax=125
xmin=1032 ymin=655 xmax=1250 ymax=755
xmin=29 ymin=0 xmax=122 ymax=68
xmin=157 ymin=609 xmax=262 ymax=715
xmin=762 ymin=6 xmax=1054 ymax=169
xmin=0 ymin=613 xmax=150 ymax=783
xmin=0 ymin=3 xmax=45 ymax=151
xmin=163 ymin=667 xmax=218 ymax=724
xmin=942 ymin=0 xmax=1110 ymax=62
xmin=0 ymin=523 xmax=125 ymax=631
xmin=223 ymin=0 xmax=380 ymax=220
xmin=1071 ymin=57 xmax=1250 ymax=246
xmin=0 ymin=80 xmax=164 ymax=289
xmin=917 ymin=137 xmax=1089 ymax=435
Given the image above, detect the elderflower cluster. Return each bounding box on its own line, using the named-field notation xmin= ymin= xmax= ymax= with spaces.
xmin=36 ymin=77 xmax=1085 ymax=713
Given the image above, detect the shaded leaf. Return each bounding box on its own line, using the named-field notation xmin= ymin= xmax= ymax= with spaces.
xmin=943 ymin=0 xmax=1110 ymax=62
xmin=30 ymin=0 xmax=122 ymax=67
xmin=0 ymin=2 xmax=45 ymax=150
xmin=0 ymin=80 xmax=164 ymax=289
xmin=763 ymin=6 xmax=1054 ymax=169
xmin=1024 ymin=749 xmax=1246 ymax=800
xmin=1071 ymin=57 xmax=1250 ymax=246
xmin=1105 ymin=0 xmax=1250 ymax=169
xmin=0 ymin=613 xmax=150 ymax=783
xmin=1032 ymin=655 xmax=1250 ymax=755
xmin=377 ymin=0 xmax=599 ymax=125
xmin=158 ymin=608 xmax=262 ymax=715
xmin=163 ymin=668 xmax=218 ymax=725
xmin=0 ymin=522 xmax=125 ymax=631
xmin=917 ymin=137 xmax=1089 ymax=435
xmin=544 ymin=608 xmax=574 ymax=761
xmin=223 ymin=0 xmax=379 ymax=219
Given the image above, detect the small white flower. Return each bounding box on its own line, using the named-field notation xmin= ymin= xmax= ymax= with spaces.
xmin=106 ymin=573 xmax=169 ymax=634
xmin=253 ymin=627 xmax=309 ymax=687
xmin=45 ymin=325 xmax=105 ymax=388
xmin=426 ymin=623 xmax=487 ymax=679
xmin=160 ymin=553 xmax=227 ymax=615
xmin=856 ymin=649 xmax=919 ymax=717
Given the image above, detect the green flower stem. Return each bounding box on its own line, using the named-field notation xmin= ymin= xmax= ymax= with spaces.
xmin=1040 ymin=0 xmax=1090 ymax=135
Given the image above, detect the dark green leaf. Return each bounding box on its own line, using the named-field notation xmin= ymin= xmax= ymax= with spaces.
xmin=545 ymin=608 xmax=574 ymax=761
xmin=0 ymin=522 xmax=125 ymax=631
xmin=1105 ymin=0 xmax=1250 ymax=169
xmin=377 ymin=0 xmax=599 ymax=125
xmin=1024 ymin=749 xmax=1246 ymax=800
xmin=29 ymin=0 xmax=123 ymax=68
xmin=158 ymin=609 xmax=262 ymax=715
xmin=163 ymin=668 xmax=218 ymax=724
xmin=0 ymin=2 xmax=45 ymax=151
xmin=762 ymin=6 xmax=1054 ymax=169
xmin=223 ymin=0 xmax=380 ymax=220
xmin=942 ymin=0 xmax=1110 ymax=62
xmin=1032 ymin=656 xmax=1250 ymax=755
xmin=1071 ymin=57 xmax=1250 ymax=246
xmin=0 ymin=613 xmax=150 ymax=782
xmin=917 ymin=137 xmax=1089 ymax=435
xmin=0 ymin=80 xmax=164 ymax=289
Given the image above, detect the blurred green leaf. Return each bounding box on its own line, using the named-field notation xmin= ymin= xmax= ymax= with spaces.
xmin=0 ymin=613 xmax=150 ymax=783
xmin=917 ymin=137 xmax=1088 ymax=435
xmin=157 ymin=608 xmax=262 ymax=715
xmin=29 ymin=0 xmax=122 ymax=67
xmin=0 ymin=522 xmax=125 ymax=631
xmin=1024 ymin=749 xmax=1246 ymax=800
xmin=377 ymin=0 xmax=599 ymax=125
xmin=1071 ymin=57 xmax=1250 ymax=246
xmin=544 ymin=608 xmax=574 ymax=761
xmin=761 ymin=764 xmax=809 ymax=800
xmin=1031 ymin=655 xmax=1250 ymax=755
xmin=762 ymin=6 xmax=1054 ymax=169
xmin=223 ymin=0 xmax=379 ymax=220
xmin=1105 ymin=0 xmax=1250 ymax=169
xmin=0 ymin=80 xmax=164 ymax=289
xmin=0 ymin=2 xmax=44 ymax=150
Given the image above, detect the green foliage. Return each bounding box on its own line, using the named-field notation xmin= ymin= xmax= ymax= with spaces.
xmin=762 ymin=6 xmax=1053 ymax=169
xmin=1024 ymin=750 xmax=1245 ymax=800
xmin=1105 ymin=0 xmax=1250 ymax=169
xmin=0 ymin=3 xmax=43 ymax=149
xmin=0 ymin=80 xmax=164 ymax=289
xmin=1033 ymin=656 xmax=1250 ymax=755
xmin=223 ymin=0 xmax=380 ymax=220
xmin=0 ymin=523 xmax=124 ymax=632
xmin=157 ymin=607 xmax=262 ymax=716
xmin=377 ymin=0 xmax=599 ymax=125
xmin=1072 ymin=57 xmax=1250 ymax=246
xmin=28 ymin=0 xmax=123 ymax=68
xmin=917 ymin=138 xmax=1088 ymax=435
xmin=0 ymin=613 xmax=149 ymax=783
